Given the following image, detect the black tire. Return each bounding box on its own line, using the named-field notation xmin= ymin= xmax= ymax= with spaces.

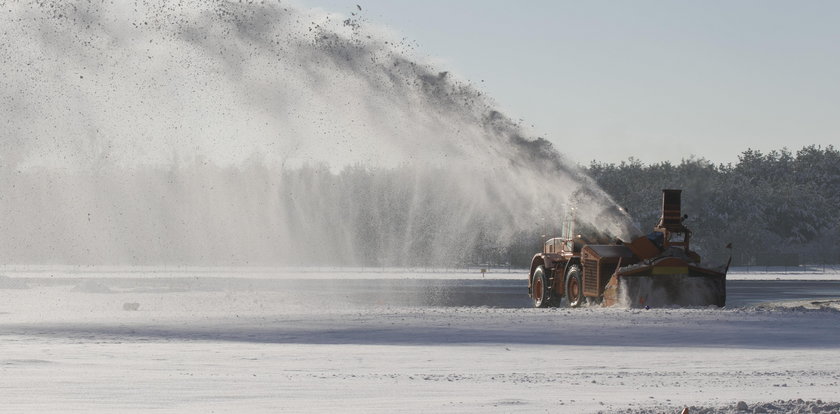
xmin=565 ymin=265 xmax=584 ymax=308
xmin=531 ymin=265 xmax=555 ymax=308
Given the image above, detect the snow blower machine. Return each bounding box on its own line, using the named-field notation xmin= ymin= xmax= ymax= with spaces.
xmin=528 ymin=189 xmax=729 ymax=308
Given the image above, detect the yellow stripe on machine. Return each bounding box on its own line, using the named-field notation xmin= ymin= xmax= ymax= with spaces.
xmin=652 ymin=266 xmax=689 ymax=275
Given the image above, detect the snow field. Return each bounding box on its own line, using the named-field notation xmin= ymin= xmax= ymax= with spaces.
xmin=3 ymin=264 xmax=840 ymax=281
xmin=1 ymin=274 xmax=839 ymax=413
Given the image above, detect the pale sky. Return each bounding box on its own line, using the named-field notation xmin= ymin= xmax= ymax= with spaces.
xmin=301 ymin=0 xmax=840 ymax=165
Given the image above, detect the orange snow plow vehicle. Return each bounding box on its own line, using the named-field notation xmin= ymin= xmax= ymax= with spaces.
xmin=528 ymin=189 xmax=729 ymax=308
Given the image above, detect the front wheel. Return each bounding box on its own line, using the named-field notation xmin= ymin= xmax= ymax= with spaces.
xmin=531 ymin=265 xmax=556 ymax=308
xmin=565 ymin=265 xmax=584 ymax=308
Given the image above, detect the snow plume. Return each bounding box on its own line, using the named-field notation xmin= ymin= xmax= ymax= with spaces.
xmin=0 ymin=1 xmax=635 ymax=265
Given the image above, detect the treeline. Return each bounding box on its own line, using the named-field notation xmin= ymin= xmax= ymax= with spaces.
xmin=2 ymin=145 xmax=837 ymax=267
xmin=584 ymin=145 xmax=840 ymax=265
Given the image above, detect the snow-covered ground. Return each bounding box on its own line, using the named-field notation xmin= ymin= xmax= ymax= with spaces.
xmin=1 ymin=269 xmax=839 ymax=413
xmin=728 ymin=265 xmax=840 ymax=281
xmin=3 ymin=264 xmax=840 ymax=280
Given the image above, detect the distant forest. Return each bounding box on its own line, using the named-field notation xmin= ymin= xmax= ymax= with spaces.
xmin=584 ymin=145 xmax=840 ymax=266
xmin=2 ymin=145 xmax=837 ymax=267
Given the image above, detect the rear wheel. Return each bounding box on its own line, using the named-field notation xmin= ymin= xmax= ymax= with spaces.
xmin=531 ymin=266 xmax=556 ymax=308
xmin=565 ymin=265 xmax=584 ymax=308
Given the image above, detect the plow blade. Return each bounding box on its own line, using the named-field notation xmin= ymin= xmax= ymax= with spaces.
xmin=604 ymin=272 xmax=726 ymax=308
